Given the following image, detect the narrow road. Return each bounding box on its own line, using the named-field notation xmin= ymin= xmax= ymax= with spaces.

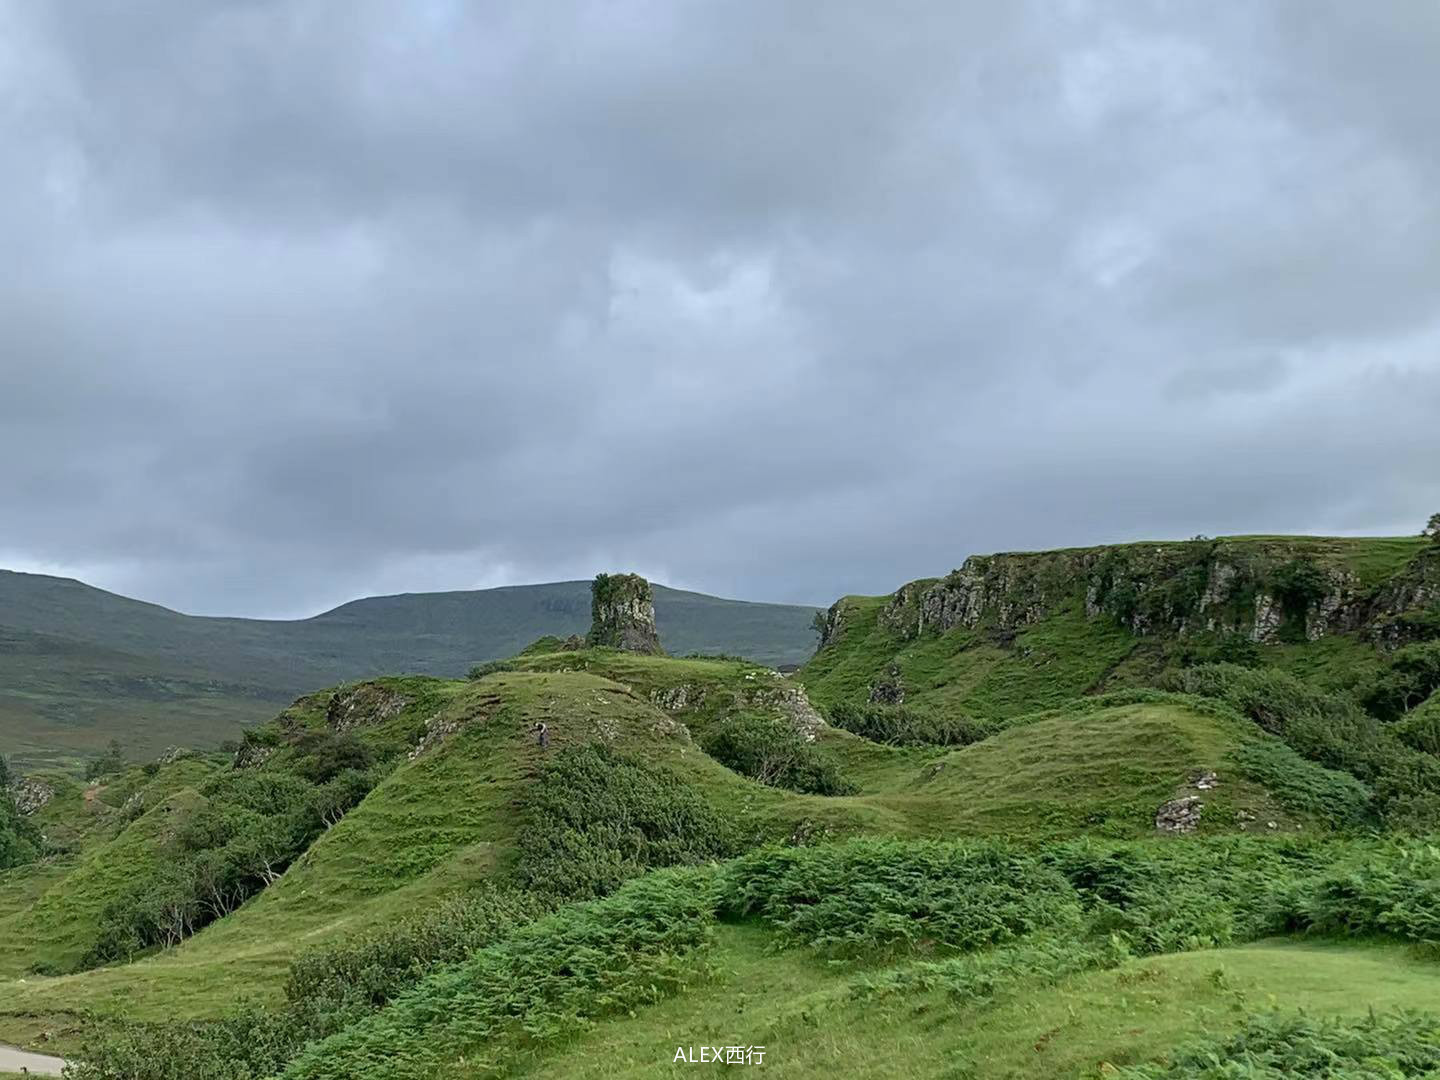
xmin=0 ymin=1043 xmax=66 ymax=1076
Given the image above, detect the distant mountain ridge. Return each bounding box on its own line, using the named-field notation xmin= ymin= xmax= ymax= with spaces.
xmin=0 ymin=570 xmax=821 ymax=768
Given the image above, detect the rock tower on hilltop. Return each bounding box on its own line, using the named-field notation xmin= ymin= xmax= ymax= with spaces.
xmin=587 ymin=572 xmax=663 ymax=654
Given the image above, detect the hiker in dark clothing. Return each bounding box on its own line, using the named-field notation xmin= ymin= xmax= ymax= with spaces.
xmin=532 ymin=721 xmax=549 ymax=749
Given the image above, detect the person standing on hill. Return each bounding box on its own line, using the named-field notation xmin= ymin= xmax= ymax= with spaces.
xmin=531 ymin=721 xmax=549 ymax=749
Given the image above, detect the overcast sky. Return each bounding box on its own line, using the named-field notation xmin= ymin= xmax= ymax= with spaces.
xmin=2 ymin=1 xmax=1438 ymax=617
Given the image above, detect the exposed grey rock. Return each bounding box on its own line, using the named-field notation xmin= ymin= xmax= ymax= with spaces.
xmin=158 ymin=746 xmax=192 ymax=765
xmin=651 ymin=683 xmax=706 ymax=711
xmin=327 ymin=684 xmax=413 ymax=733
xmin=587 ymin=573 xmax=663 ymax=654
xmin=649 ymin=715 xmax=692 ymax=742
xmin=408 ymin=713 xmax=464 ymax=759
xmin=1191 ymin=770 xmax=1218 ymax=790
xmin=745 ymin=685 xmax=826 ymax=742
xmin=868 ymin=663 xmax=905 ymax=705
xmin=232 ymin=741 xmax=276 ymax=769
xmin=1251 ymin=593 xmax=1283 ymax=643
xmin=10 ymin=776 xmax=54 ymax=815
xmin=1155 ymin=795 xmax=1203 ymax=833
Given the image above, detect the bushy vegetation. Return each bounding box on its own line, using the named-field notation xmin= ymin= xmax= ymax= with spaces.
xmin=280 ymin=868 xmax=717 ymax=1080
xmin=1227 ymin=740 xmax=1375 ymax=828
xmin=1166 ymin=663 xmax=1440 ymax=827
xmin=1395 ymin=696 xmax=1440 ymax=757
xmin=1362 ymin=642 xmax=1440 ymax=722
xmin=285 ymin=886 xmax=551 ymax=1010
xmin=85 ymin=732 xmax=386 ymax=965
xmin=515 ymin=744 xmax=742 ymax=899
xmin=700 ymin=712 xmax=856 ymax=795
xmin=719 ymin=838 xmax=1081 ymax=955
xmin=58 ymin=830 xmax=1440 ymax=1079
xmin=1119 ymin=1009 xmax=1440 ymax=1078
xmin=0 ymin=754 xmax=40 ymax=870
xmin=826 ymin=700 xmax=986 ymax=746
xmin=85 ymin=738 xmax=128 ymax=781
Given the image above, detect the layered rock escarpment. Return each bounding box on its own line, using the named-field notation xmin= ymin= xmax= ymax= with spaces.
xmin=587 ymin=573 xmax=664 ymax=654
xmin=819 ymin=539 xmax=1440 ymax=651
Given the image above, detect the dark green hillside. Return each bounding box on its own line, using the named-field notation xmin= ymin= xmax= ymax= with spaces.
xmin=0 ymin=572 xmax=819 ymax=769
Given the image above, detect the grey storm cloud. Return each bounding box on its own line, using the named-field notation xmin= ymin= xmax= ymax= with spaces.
xmin=1 ymin=0 xmax=1438 ymax=616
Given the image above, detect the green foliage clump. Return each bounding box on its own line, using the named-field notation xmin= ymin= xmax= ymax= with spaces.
xmin=1043 ymin=837 xmax=1315 ymax=955
xmin=1299 ymin=840 xmax=1440 ymax=946
xmin=1394 ymin=696 xmax=1440 ymax=757
xmin=1117 ymin=1009 xmax=1440 ymax=1078
xmin=85 ymin=734 xmax=387 ymax=965
xmin=850 ymin=933 xmax=1129 ymax=1004
xmin=1228 ymin=740 xmax=1376 ymax=828
xmin=68 ymin=1002 xmax=330 ymax=1080
xmin=1267 ymin=557 xmax=1330 ymax=635
xmin=516 ymin=744 xmax=741 ymax=899
xmin=280 ymin=868 xmax=717 ymax=1080
xmin=1166 ymin=664 xmax=1440 ymax=826
xmin=68 ymin=888 xmax=552 ymax=1080
xmin=826 ymin=700 xmax=986 ymax=746
xmin=700 ymin=712 xmax=856 ymax=795
xmin=1176 ymin=632 xmax=1263 ymax=669
xmin=1362 ymin=642 xmax=1440 ymax=722
xmin=86 ymin=738 xmax=128 ymax=781
xmin=0 ymin=754 xmax=41 ymax=870
xmin=467 ymin=658 xmax=517 ymax=679
xmin=285 ymin=886 xmax=551 ymax=1010
xmin=718 ymin=838 xmax=1082 ymax=956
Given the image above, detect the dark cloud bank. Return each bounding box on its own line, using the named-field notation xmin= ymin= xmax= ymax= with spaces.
xmin=2 ymin=1 xmax=1437 ymax=617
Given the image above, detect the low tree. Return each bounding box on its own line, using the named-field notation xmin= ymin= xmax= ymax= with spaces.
xmin=1 ymin=755 xmax=41 ymax=870
xmin=1426 ymin=513 xmax=1440 ymax=542
xmin=86 ymin=738 xmax=126 ymax=781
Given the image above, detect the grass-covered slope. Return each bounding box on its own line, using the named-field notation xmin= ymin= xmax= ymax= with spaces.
xmin=0 ymin=649 xmax=1363 ymax=1044
xmin=0 ymin=572 xmax=820 ymax=770
xmin=802 ymin=535 xmax=1439 ymax=723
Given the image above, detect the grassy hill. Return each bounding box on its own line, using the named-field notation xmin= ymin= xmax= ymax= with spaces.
xmin=0 ymin=571 xmax=821 ymax=769
xmin=1 ymin=535 xmax=1438 ymax=1078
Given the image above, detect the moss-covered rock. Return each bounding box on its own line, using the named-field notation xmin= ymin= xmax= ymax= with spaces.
xmin=587 ymin=573 xmax=663 ymax=654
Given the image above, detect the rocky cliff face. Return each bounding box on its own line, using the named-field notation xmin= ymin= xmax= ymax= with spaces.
xmin=587 ymin=573 xmax=663 ymax=654
xmin=821 ymin=538 xmax=1439 ymax=651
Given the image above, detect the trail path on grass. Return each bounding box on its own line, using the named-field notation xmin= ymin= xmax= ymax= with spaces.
xmin=0 ymin=1042 xmax=66 ymax=1076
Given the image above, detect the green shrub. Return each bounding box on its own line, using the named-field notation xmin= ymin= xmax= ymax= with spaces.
xmin=1395 ymin=696 xmax=1440 ymax=757
xmin=467 ymin=659 xmax=517 ymax=679
xmin=850 ymin=933 xmax=1129 ymax=1003
xmin=285 ymin=887 xmax=550 ymax=1010
xmin=0 ymin=755 xmax=40 ymax=871
xmin=515 ymin=744 xmax=742 ymax=899
xmin=826 ymin=700 xmax=986 ymax=747
xmin=85 ymin=738 xmax=127 ymax=781
xmin=1117 ymin=1009 xmax=1440 ymax=1078
xmin=1228 ymin=740 xmax=1376 ymax=828
xmin=86 ymin=747 xmax=389 ymax=966
xmin=700 ymin=713 xmax=856 ymax=795
xmin=718 ymin=838 xmax=1082 ymax=956
xmin=1363 ymin=642 xmax=1440 ymax=722
xmin=1166 ymin=664 xmax=1440 ymax=826
xmin=280 ymin=868 xmax=717 ymax=1080
xmin=1298 ymin=840 xmax=1440 ymax=946
xmin=1043 ymin=836 xmax=1329 ymax=954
